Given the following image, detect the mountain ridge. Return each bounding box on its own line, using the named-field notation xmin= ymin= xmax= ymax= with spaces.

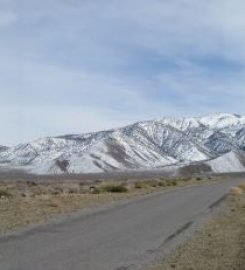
xmin=0 ymin=113 xmax=245 ymax=175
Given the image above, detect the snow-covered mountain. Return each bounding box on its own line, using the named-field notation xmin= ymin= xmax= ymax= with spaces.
xmin=0 ymin=145 xmax=8 ymax=152
xmin=0 ymin=113 xmax=245 ymax=174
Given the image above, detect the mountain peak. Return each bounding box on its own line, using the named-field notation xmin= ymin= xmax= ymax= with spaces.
xmin=197 ymin=113 xmax=244 ymax=128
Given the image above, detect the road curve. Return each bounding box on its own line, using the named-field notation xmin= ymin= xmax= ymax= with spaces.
xmin=0 ymin=179 xmax=243 ymax=270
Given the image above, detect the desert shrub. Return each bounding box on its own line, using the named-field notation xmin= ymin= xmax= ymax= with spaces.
xmin=31 ymin=185 xmax=49 ymax=196
xmin=67 ymin=187 xmax=80 ymax=194
xmin=172 ymin=180 xmax=177 ymax=186
xmin=101 ymin=184 xmax=128 ymax=193
xmin=182 ymin=177 xmax=191 ymax=182
xmin=26 ymin=181 xmax=38 ymax=186
xmin=166 ymin=180 xmax=178 ymax=186
xmin=91 ymin=187 xmax=101 ymax=194
xmin=134 ymin=179 xmax=169 ymax=189
xmin=134 ymin=181 xmax=145 ymax=189
xmin=196 ymin=177 xmax=203 ymax=181
xmin=158 ymin=181 xmax=167 ymax=187
xmin=0 ymin=188 xmax=12 ymax=198
xmin=135 ymin=179 xmax=180 ymax=189
xmin=50 ymin=186 xmax=63 ymax=195
xmin=59 ymin=184 xmax=80 ymax=195
xmin=144 ymin=180 xmax=159 ymax=187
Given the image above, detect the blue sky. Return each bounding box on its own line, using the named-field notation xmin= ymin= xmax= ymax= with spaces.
xmin=1 ymin=0 xmax=245 ymax=145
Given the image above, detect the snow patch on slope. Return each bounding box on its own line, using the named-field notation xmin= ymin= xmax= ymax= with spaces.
xmin=206 ymin=151 xmax=245 ymax=173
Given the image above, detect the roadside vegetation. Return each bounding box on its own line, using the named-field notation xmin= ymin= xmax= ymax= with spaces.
xmin=0 ymin=176 xmax=219 ymax=235
xmin=149 ymin=183 xmax=245 ymax=270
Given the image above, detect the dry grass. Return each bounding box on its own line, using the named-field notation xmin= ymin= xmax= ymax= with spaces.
xmin=238 ymin=183 xmax=245 ymax=192
xmin=150 ymin=183 xmax=245 ymax=270
xmin=0 ymin=182 xmax=135 ymax=235
xmin=134 ymin=178 xmax=203 ymax=190
xmin=0 ymin=176 xmax=219 ymax=235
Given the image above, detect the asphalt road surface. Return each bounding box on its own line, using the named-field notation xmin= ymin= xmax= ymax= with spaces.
xmin=0 ymin=178 xmax=243 ymax=270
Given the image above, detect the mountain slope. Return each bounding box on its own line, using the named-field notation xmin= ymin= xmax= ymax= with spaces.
xmin=0 ymin=113 xmax=244 ymax=174
xmin=0 ymin=146 xmax=8 ymax=152
xmin=205 ymin=151 xmax=245 ymax=173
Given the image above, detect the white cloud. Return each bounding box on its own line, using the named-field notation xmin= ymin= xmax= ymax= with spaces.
xmin=1 ymin=0 xmax=245 ymax=144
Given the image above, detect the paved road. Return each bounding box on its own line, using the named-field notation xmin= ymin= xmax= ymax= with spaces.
xmin=0 ymin=179 xmax=243 ymax=270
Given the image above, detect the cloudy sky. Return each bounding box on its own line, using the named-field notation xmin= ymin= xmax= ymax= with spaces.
xmin=1 ymin=0 xmax=245 ymax=145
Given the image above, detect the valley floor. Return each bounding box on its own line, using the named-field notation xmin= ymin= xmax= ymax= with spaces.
xmin=0 ymin=176 xmax=219 ymax=235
